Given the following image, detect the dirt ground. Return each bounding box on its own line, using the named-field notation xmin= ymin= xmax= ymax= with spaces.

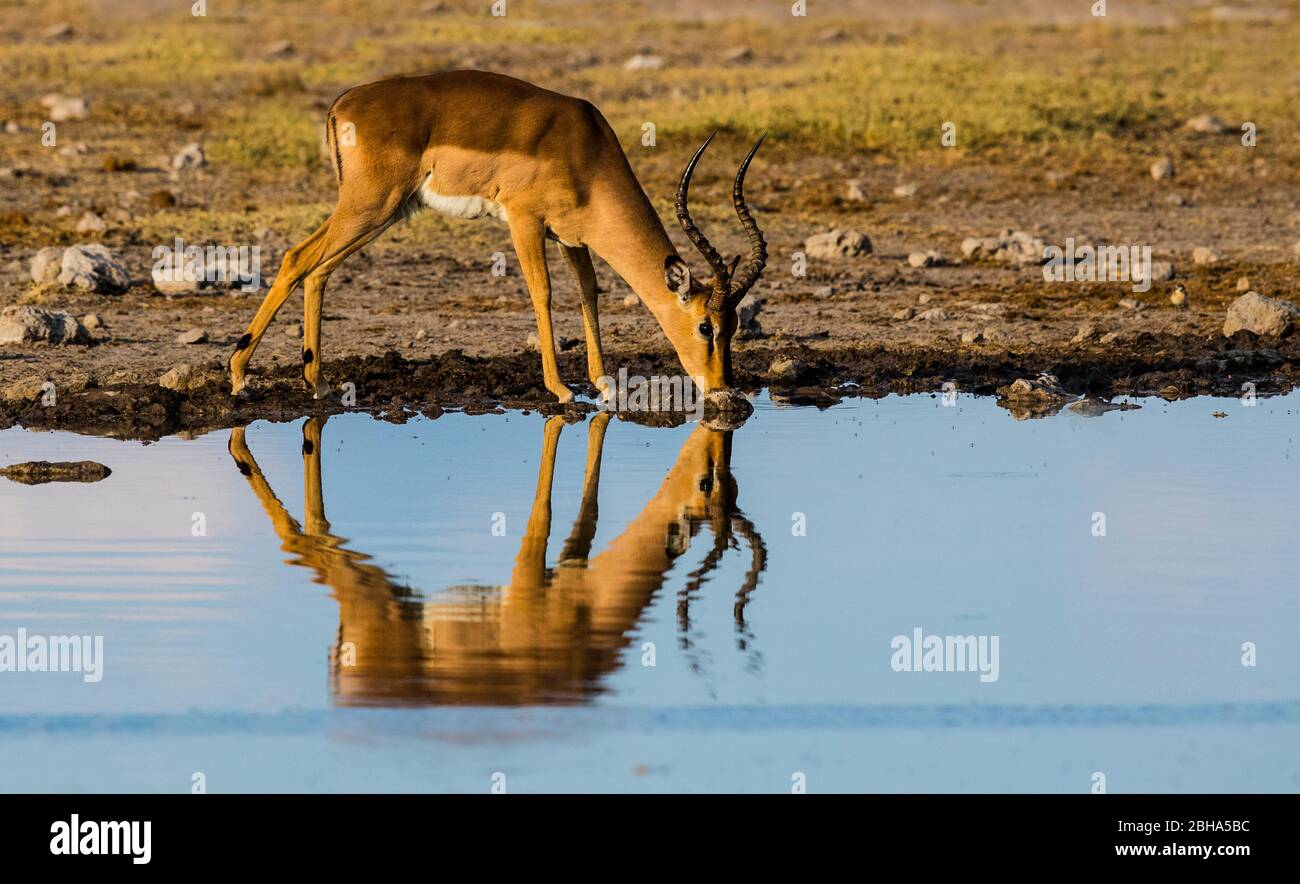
xmin=2 ymin=0 xmax=1299 ymax=438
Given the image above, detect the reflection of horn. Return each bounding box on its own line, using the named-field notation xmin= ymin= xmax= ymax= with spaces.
xmin=227 ymin=415 xmax=767 ymax=706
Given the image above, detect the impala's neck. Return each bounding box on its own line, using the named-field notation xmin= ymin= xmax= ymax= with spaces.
xmin=584 ymin=174 xmax=689 ymax=339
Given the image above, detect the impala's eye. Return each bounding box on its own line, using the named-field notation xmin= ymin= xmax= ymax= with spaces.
xmin=698 ymin=475 xmax=713 ymax=493
xmin=698 ymin=321 xmax=713 ymax=338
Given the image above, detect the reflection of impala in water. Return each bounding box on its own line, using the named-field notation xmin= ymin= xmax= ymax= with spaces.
xmin=227 ymin=414 xmax=765 ymax=706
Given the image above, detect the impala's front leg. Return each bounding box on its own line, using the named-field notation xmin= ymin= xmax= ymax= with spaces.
xmin=509 ymin=215 xmax=573 ymax=404
xmin=559 ymin=244 xmax=608 ymax=400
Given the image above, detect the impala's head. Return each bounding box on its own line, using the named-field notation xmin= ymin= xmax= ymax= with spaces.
xmin=666 ymin=132 xmax=768 ymax=412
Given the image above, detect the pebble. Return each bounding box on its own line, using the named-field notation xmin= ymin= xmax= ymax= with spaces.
xmin=1150 ymin=155 xmax=1176 ymax=180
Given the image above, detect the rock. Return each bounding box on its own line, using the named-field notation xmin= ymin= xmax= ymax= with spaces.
xmin=803 ymin=228 xmax=872 ymax=259
xmin=285 ymin=322 xmax=303 ymax=338
xmin=159 ymin=363 xmax=203 ymax=392
xmin=917 ymin=293 xmax=932 ymax=304
xmin=29 ymin=246 xmax=63 ymax=284
xmin=960 ymin=330 xmax=983 ymax=344
xmin=1072 ymin=323 xmax=1098 ymax=344
xmin=75 ymin=211 xmax=107 ymax=234
xmin=171 ymin=142 xmax=206 ymax=170
xmin=916 ymin=307 xmax=948 ymax=321
xmin=1150 ymin=260 xmax=1176 ymax=281
xmin=0 ymin=461 xmax=111 ymax=485
xmin=82 ymin=313 xmax=105 ymax=330
xmin=813 ymin=285 xmax=834 ymax=297
xmin=59 ymin=244 xmax=130 ymax=294
xmin=767 ymin=356 xmax=806 ymax=381
xmin=892 ymin=183 xmax=917 ymax=198
xmin=961 ymin=229 xmax=1047 ymax=265
xmin=2 ymin=375 xmax=50 ymax=402
xmin=152 ymin=272 xmax=201 ymax=295
xmin=1192 ymin=245 xmax=1220 ymax=265
xmin=622 ymin=293 xmax=639 ymax=307
xmin=722 ymin=46 xmax=753 ymax=64
xmin=39 ymin=93 xmax=87 ymax=122
xmin=907 ymin=250 xmax=942 ymax=268
xmin=1209 ymin=6 xmax=1291 ymax=25
xmin=845 ymin=179 xmax=868 ymax=202
xmin=1223 ymin=292 xmax=1300 ymax=337
xmin=736 ymin=294 xmax=764 ymax=335
xmin=1117 ymin=297 xmax=1142 ymax=310
xmin=981 ymin=327 xmax=1008 ymax=345
xmin=176 ymin=328 xmax=209 ymax=344
xmin=1165 ymin=193 xmax=1188 ymax=207
xmin=624 ymin=53 xmax=664 ymax=71
xmin=1236 ymin=276 xmax=1251 ymax=292
xmin=1150 ymin=155 xmax=1176 ymax=180
xmin=892 ymin=306 xmax=915 ymax=320
xmin=0 ymin=305 xmax=91 ymax=345
xmin=1099 ymin=331 xmax=1121 ymax=344
xmin=264 ymin=39 xmax=295 ymax=59
xmin=40 ymin=22 xmax=75 ymax=43
xmin=1068 ymin=399 xmax=1134 ymax=417
xmin=1185 ymin=114 xmax=1230 ymax=134
xmin=996 ymin=374 xmax=1073 ymax=419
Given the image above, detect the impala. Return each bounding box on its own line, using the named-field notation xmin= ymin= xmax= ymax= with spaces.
xmin=228 ymin=70 xmax=768 ymax=410
xmin=227 ymin=413 xmax=766 ymax=705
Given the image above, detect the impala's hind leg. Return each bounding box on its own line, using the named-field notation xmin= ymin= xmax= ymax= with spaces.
xmin=302 ymin=221 xmax=394 ymax=399
xmin=558 ymin=243 xmax=607 ymax=400
xmin=229 ymin=188 xmax=408 ymax=396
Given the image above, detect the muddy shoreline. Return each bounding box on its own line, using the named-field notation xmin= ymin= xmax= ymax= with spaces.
xmin=2 ymin=333 xmax=1295 ymax=440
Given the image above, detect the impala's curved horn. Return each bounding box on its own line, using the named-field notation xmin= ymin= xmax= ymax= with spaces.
xmin=726 ymin=133 xmax=768 ymax=308
xmin=676 ymin=132 xmax=730 ymax=306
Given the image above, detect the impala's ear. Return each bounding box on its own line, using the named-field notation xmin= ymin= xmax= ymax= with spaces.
xmin=664 ymin=255 xmax=693 ymax=301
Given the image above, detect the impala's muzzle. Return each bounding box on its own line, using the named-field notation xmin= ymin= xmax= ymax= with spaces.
xmin=705 ymin=388 xmax=752 ymax=414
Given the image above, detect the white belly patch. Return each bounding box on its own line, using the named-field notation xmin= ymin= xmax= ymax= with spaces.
xmin=418 ymin=180 xmax=508 ymax=222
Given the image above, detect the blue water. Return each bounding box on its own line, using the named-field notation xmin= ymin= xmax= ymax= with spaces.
xmin=0 ymin=393 xmax=1297 ymax=792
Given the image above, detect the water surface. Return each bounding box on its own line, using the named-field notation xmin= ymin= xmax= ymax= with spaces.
xmin=1 ymin=393 xmax=1297 ymax=792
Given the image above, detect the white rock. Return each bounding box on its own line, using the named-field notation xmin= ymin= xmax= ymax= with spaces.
xmin=40 ymin=93 xmax=87 ymax=122
xmin=0 ymin=305 xmax=90 ymax=345
xmin=75 ymin=211 xmax=106 ymax=234
xmin=171 ymin=142 xmax=206 ymax=170
xmin=58 ymin=244 xmax=131 ymax=294
xmin=29 ymin=247 xmax=63 ymax=284
xmin=1192 ymin=246 xmax=1220 ymax=265
xmin=804 ymin=229 xmax=872 ymax=259
xmin=1223 ymin=292 xmax=1300 ymax=337
xmin=176 ymin=328 xmax=209 ymax=344
xmin=624 ymin=53 xmax=664 ymax=71
xmin=1150 ymin=155 xmax=1176 ymax=180
xmin=736 ymin=294 xmax=764 ymax=335
xmin=1185 ymin=114 xmax=1230 ymax=134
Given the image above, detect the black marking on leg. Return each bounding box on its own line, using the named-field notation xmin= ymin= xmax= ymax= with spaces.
xmin=234 ymin=333 xmax=252 ymax=351
xmin=235 ymin=460 xmax=252 ymax=477
xmin=302 ymin=439 xmax=314 ymax=456
xmin=303 ymin=348 xmax=314 ymax=364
